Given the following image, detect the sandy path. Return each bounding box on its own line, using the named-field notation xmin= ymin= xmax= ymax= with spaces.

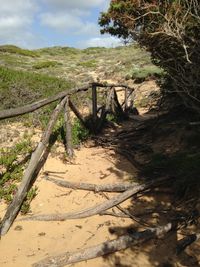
xmin=0 ymin=142 xmax=140 ymax=267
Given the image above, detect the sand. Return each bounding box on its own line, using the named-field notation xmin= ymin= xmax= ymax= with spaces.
xmin=0 ymin=140 xmax=144 ymax=267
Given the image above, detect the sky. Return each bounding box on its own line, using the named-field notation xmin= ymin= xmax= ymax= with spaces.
xmin=0 ymin=0 xmax=121 ymax=49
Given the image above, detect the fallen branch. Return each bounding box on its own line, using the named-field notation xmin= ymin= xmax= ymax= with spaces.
xmin=176 ymin=233 xmax=200 ymax=254
xmin=33 ymin=223 xmax=173 ymax=267
xmin=22 ymin=177 xmax=171 ymax=221
xmin=0 ymin=85 xmax=89 ymax=120
xmin=45 ymin=176 xmax=136 ymax=192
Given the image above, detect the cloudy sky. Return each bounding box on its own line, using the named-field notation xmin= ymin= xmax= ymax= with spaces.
xmin=0 ymin=0 xmax=121 ymax=49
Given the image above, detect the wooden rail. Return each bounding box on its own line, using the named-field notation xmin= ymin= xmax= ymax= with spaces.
xmin=0 ymin=82 xmax=135 ymax=236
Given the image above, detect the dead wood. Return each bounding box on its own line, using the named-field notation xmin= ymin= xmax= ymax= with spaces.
xmin=99 ymin=210 xmax=130 ymax=218
xmin=68 ymin=99 xmax=88 ymax=128
xmin=63 ymin=98 xmax=74 ymax=158
xmin=0 ymin=85 xmax=90 ymax=120
xmin=32 ymin=223 xmax=172 ymax=267
xmin=0 ymin=82 xmax=133 ymax=120
xmin=45 ymin=176 xmax=135 ymax=192
xmin=97 ymin=88 xmax=114 ymax=131
xmin=93 ymin=82 xmax=134 ymax=91
xmin=92 ymin=84 xmax=98 ymax=123
xmin=22 ymin=177 xmax=171 ymax=222
xmin=0 ymin=97 xmax=68 ymax=236
xmin=176 ymin=233 xmax=200 ymax=254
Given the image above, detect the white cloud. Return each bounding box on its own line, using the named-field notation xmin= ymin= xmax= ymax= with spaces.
xmin=0 ymin=0 xmax=37 ymax=14
xmin=40 ymin=13 xmax=82 ymax=31
xmin=42 ymin=0 xmax=107 ymax=10
xmin=0 ymin=0 xmax=38 ymax=48
xmin=0 ymin=0 xmax=113 ymax=49
xmin=78 ymin=36 xmax=122 ymax=48
xmin=40 ymin=12 xmax=99 ymax=36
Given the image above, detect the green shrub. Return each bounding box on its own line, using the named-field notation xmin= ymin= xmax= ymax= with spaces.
xmin=0 ymin=136 xmax=37 ymax=213
xmin=0 ymin=45 xmax=39 ymax=57
xmin=78 ymin=60 xmax=97 ymax=68
xmin=0 ymin=66 xmax=72 ymax=110
xmin=72 ymin=119 xmax=90 ymax=145
xmin=129 ymin=65 xmax=163 ymax=81
xmin=33 ymin=61 xmax=61 ymax=69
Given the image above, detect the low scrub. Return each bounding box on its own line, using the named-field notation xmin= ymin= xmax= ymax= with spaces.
xmin=0 ymin=66 xmax=72 ymax=110
xmin=126 ymin=65 xmax=163 ymax=82
xmin=0 ymin=136 xmax=38 ymax=213
xmin=78 ymin=60 xmax=97 ymax=68
xmin=0 ymin=45 xmax=39 ymax=57
xmin=33 ymin=60 xmax=62 ymax=69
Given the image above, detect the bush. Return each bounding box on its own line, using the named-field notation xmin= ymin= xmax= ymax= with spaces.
xmin=0 ymin=66 xmax=72 ymax=110
xmin=99 ymin=0 xmax=200 ymax=114
xmin=128 ymin=65 xmax=163 ymax=81
xmin=78 ymin=60 xmax=97 ymax=68
xmin=72 ymin=119 xmax=90 ymax=145
xmin=0 ymin=136 xmax=38 ymax=213
xmin=0 ymin=45 xmax=39 ymax=57
xmin=33 ymin=61 xmax=61 ymax=69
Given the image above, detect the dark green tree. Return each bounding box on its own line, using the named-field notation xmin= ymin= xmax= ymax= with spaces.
xmin=99 ymin=0 xmax=200 ymax=113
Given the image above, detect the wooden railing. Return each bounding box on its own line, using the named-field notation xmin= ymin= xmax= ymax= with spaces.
xmin=0 ymin=82 xmax=134 ymax=236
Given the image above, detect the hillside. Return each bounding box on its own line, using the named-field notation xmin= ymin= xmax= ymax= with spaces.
xmin=1 ymin=44 xmax=200 ymax=267
xmin=0 ymin=44 xmax=161 ymax=110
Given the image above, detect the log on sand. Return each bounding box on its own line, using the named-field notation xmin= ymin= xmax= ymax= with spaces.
xmin=44 ymin=176 xmax=136 ymax=192
xmin=33 ymin=223 xmax=173 ymax=267
xmin=22 ymin=177 xmax=170 ymax=222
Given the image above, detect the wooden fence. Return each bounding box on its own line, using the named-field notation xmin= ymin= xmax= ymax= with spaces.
xmin=0 ymin=82 xmax=134 ymax=236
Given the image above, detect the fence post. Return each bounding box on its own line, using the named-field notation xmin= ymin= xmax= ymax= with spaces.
xmin=92 ymin=84 xmax=97 ymax=123
xmin=124 ymin=88 xmax=128 ymax=112
xmin=64 ymin=97 xmax=74 ymax=158
xmin=0 ymin=96 xmax=68 ymax=236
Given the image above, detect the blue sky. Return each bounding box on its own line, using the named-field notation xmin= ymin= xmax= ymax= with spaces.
xmin=0 ymin=0 xmax=121 ymax=49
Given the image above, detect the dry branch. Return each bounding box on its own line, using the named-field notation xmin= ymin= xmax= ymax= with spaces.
xmin=63 ymin=98 xmax=74 ymax=158
xmin=45 ymin=176 xmax=136 ymax=192
xmin=176 ymin=233 xmax=200 ymax=254
xmin=0 ymin=96 xmax=68 ymax=236
xmin=0 ymin=85 xmax=90 ymax=120
xmin=22 ymin=177 xmax=170 ymax=222
xmin=68 ymin=99 xmax=88 ymax=128
xmin=33 ymin=223 xmax=173 ymax=267
xmin=0 ymin=82 xmax=133 ymax=120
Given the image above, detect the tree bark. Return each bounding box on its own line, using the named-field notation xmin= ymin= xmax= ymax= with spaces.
xmin=33 ymin=223 xmax=173 ymax=267
xmin=0 ymin=96 xmax=68 ymax=236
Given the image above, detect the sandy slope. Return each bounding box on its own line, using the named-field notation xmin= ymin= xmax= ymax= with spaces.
xmin=0 ymin=141 xmax=141 ymax=267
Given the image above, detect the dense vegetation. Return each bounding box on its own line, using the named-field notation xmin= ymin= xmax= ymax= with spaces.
xmin=99 ymin=0 xmax=200 ymax=114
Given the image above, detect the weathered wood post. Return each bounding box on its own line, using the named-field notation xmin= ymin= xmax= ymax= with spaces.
xmin=0 ymin=96 xmax=68 ymax=236
xmin=92 ymin=83 xmax=97 ymax=124
xmin=124 ymin=87 xmax=128 ymax=112
xmin=64 ymin=97 xmax=74 ymax=158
